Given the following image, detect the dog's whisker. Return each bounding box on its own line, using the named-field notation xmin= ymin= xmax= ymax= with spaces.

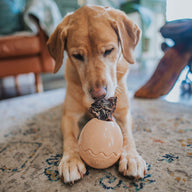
xmin=115 ymin=88 xmax=121 ymax=96
xmin=116 ymin=86 xmax=123 ymax=92
xmin=116 ymin=87 xmax=120 ymax=92
xmin=118 ymin=85 xmax=123 ymax=89
xmin=116 ymin=71 xmax=124 ymax=74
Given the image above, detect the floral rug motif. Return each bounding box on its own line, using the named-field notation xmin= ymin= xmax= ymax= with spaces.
xmin=0 ymin=89 xmax=192 ymax=192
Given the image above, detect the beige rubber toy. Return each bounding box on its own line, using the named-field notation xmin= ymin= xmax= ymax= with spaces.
xmin=78 ymin=97 xmax=123 ymax=169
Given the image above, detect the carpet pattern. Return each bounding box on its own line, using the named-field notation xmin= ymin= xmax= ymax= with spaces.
xmin=0 ymin=89 xmax=192 ymax=192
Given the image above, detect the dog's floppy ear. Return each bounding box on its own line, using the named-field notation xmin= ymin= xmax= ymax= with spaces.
xmin=107 ymin=8 xmax=141 ymax=64
xmin=47 ymin=14 xmax=71 ymax=73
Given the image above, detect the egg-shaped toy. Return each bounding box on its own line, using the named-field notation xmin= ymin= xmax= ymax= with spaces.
xmin=78 ymin=118 xmax=123 ymax=169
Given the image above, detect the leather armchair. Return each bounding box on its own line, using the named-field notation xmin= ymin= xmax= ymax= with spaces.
xmin=0 ymin=25 xmax=55 ymax=95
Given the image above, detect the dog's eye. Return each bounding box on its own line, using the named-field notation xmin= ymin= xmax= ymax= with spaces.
xmin=72 ymin=54 xmax=84 ymax=61
xmin=104 ymin=48 xmax=114 ymax=57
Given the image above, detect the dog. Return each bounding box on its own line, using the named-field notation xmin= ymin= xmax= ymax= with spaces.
xmin=47 ymin=5 xmax=146 ymax=183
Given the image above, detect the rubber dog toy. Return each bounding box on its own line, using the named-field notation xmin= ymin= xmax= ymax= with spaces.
xmin=78 ymin=97 xmax=123 ymax=169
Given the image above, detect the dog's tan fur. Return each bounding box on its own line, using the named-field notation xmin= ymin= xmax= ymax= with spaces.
xmin=47 ymin=5 xmax=146 ymax=183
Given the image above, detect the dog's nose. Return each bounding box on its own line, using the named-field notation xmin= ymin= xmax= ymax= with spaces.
xmin=89 ymin=87 xmax=107 ymax=99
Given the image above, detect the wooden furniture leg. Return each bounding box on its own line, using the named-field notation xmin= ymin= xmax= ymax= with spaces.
xmin=134 ymin=46 xmax=192 ymax=99
xmin=14 ymin=76 xmax=22 ymax=96
xmin=0 ymin=79 xmax=5 ymax=99
xmin=35 ymin=74 xmax=43 ymax=93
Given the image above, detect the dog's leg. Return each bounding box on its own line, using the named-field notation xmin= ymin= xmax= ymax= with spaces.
xmin=114 ymin=83 xmax=147 ymax=178
xmin=59 ymin=114 xmax=87 ymax=183
xmin=58 ymin=96 xmax=87 ymax=183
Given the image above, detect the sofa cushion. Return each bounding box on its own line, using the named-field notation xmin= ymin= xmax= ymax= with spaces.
xmin=0 ymin=35 xmax=41 ymax=58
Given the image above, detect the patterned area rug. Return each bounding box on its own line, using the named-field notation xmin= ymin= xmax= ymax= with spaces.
xmin=0 ymin=89 xmax=192 ymax=192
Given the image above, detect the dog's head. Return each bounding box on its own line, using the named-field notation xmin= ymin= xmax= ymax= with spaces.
xmin=47 ymin=6 xmax=140 ymax=100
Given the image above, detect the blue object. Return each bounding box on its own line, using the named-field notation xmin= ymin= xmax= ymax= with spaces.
xmin=160 ymin=19 xmax=192 ymax=43
xmin=0 ymin=0 xmax=25 ymax=35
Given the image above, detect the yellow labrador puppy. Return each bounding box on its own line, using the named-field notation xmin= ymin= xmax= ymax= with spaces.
xmin=47 ymin=5 xmax=146 ymax=183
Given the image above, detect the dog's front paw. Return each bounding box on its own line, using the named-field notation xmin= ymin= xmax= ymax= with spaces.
xmin=119 ymin=150 xmax=147 ymax=179
xmin=59 ymin=153 xmax=86 ymax=183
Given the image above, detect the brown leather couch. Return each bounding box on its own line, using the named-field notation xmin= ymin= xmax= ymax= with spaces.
xmin=0 ymin=26 xmax=54 ymax=95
